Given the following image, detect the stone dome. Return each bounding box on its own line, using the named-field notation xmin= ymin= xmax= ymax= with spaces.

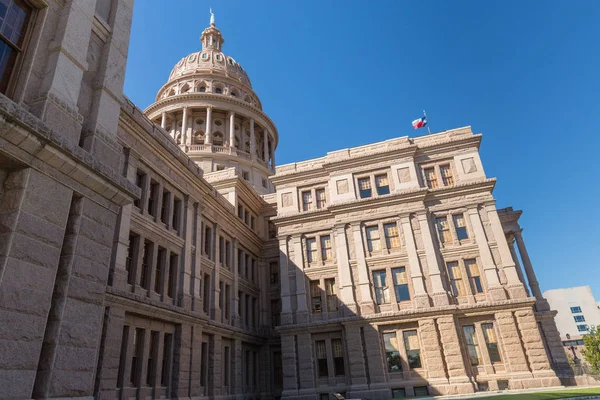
xmin=167 ymin=49 xmax=252 ymax=88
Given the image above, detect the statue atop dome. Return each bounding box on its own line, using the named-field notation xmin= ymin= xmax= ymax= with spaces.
xmin=210 ymin=8 xmax=215 ymax=25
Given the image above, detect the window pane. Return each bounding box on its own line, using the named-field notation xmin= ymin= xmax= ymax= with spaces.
xmin=320 ymin=235 xmax=332 ymax=261
xmin=571 ymin=306 xmax=582 ymax=313
xmin=436 ymin=217 xmax=452 ymax=243
xmin=440 ymin=164 xmax=454 ymax=186
xmin=310 ymin=280 xmax=321 ymax=313
xmin=325 ymin=278 xmax=338 ymax=312
xmin=447 ymin=261 xmax=466 ymax=296
xmin=453 ymin=214 xmax=469 ymax=240
xmin=424 ymin=167 xmax=437 ymax=189
xmin=306 ymin=238 xmax=316 ymax=263
xmin=316 ymin=189 xmax=326 ymax=208
xmin=373 ymin=270 xmax=389 ymax=304
xmin=358 ymin=178 xmax=372 ymax=198
xmin=383 ymin=332 xmax=402 ymax=372
xmin=465 ymin=259 xmax=484 ymax=294
xmin=332 ymin=338 xmax=345 ymax=376
xmin=366 ymin=226 xmax=381 ymax=252
xmin=315 ymin=340 xmax=328 ymax=377
xmin=375 ymin=174 xmax=390 ymax=195
xmin=482 ymin=323 xmax=502 ymax=363
xmin=302 ymin=191 xmax=312 ymax=211
xmin=403 ymin=331 xmax=422 ymax=369
xmin=384 ymin=223 xmax=401 ymax=249
xmin=462 ymin=325 xmax=480 ymax=365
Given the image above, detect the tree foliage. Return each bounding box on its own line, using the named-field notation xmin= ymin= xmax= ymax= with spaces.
xmin=582 ymin=328 xmax=600 ymax=373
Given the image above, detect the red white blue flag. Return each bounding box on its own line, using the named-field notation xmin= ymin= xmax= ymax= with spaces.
xmin=412 ymin=116 xmax=427 ymax=129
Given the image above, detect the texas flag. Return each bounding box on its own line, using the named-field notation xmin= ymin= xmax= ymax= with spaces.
xmin=412 ymin=116 xmax=427 ymax=129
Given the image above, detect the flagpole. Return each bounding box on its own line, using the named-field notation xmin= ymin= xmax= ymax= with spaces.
xmin=423 ymin=109 xmax=431 ymax=134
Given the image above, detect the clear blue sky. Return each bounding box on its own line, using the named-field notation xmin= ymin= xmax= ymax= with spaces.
xmin=124 ymin=1 xmax=600 ymax=297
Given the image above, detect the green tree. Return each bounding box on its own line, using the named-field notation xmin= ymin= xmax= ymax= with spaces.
xmin=582 ymin=328 xmax=600 ymax=372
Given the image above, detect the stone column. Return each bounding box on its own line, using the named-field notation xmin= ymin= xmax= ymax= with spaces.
xmin=271 ymin=149 xmax=276 ymax=169
xmin=400 ymin=215 xmax=429 ymax=308
xmin=291 ymin=235 xmax=309 ymax=323
xmin=508 ymin=234 xmax=530 ymax=296
xmin=279 ymin=238 xmax=293 ymax=325
xmin=229 ymin=112 xmax=235 ymax=148
xmin=416 ymin=213 xmax=449 ymax=306
xmin=206 ymin=106 xmax=213 ymax=144
xmin=343 ymin=325 xmax=368 ymax=394
xmin=333 ymin=224 xmax=357 ymax=315
xmin=436 ymin=316 xmax=474 ymax=393
xmin=249 ymin=119 xmax=256 ymax=159
xmin=351 ymin=223 xmax=375 ymax=315
xmin=161 ymin=111 xmax=167 ymax=129
xmin=486 ymin=205 xmax=527 ymax=299
xmin=467 ymin=207 xmax=506 ymax=301
xmin=514 ymin=230 xmax=543 ymax=301
xmin=212 ymin=224 xmax=222 ymax=322
xmin=296 ymin=333 xmax=316 ymax=394
xmin=181 ymin=106 xmax=189 ymax=146
xmin=189 ymin=326 xmax=203 ymax=397
xmin=263 ymin=131 xmax=269 ymax=161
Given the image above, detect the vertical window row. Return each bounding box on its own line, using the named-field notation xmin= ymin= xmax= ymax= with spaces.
xmin=133 ymin=168 xmax=182 ymax=234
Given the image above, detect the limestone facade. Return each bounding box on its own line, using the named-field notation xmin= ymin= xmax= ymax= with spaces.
xmin=0 ymin=2 xmax=569 ymax=400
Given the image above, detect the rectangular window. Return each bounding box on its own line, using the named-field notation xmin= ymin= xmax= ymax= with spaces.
xmin=154 ymin=247 xmax=166 ymax=294
xmin=270 ymin=261 xmax=279 ymax=285
xmin=200 ymin=341 xmax=208 ymax=387
xmin=315 ymin=340 xmax=328 ymax=377
xmin=384 ymin=223 xmax=401 ymax=249
xmin=311 ymin=280 xmax=322 ymax=313
xmin=332 ymin=338 xmax=345 ymax=376
xmin=117 ymin=325 xmax=129 ymax=388
xmin=463 ymin=325 xmax=480 ymax=366
xmin=383 ymin=332 xmax=402 ymax=372
xmin=224 ymin=284 xmax=230 ymax=320
xmin=375 ymin=174 xmax=390 ymax=195
xmin=271 ymin=299 xmax=281 ymax=327
xmin=453 ymin=214 xmax=469 ymax=240
xmin=414 ymin=387 xmax=429 ymax=396
xmin=225 ymin=241 xmax=231 ymax=268
xmin=392 ymin=267 xmax=410 ymax=302
xmin=140 ymin=240 xmax=152 ymax=289
xmin=306 ymin=237 xmax=317 ymax=263
xmin=250 ymin=215 xmax=255 ymax=229
xmin=219 ymin=237 xmax=225 ymax=264
xmin=482 ymin=323 xmax=502 ymax=363
xmin=167 ymin=253 xmax=177 ymax=298
xmin=223 ymin=346 xmax=230 ymax=386
xmin=302 ymin=190 xmax=312 ymax=211
xmin=574 ymin=315 xmax=586 ymax=322
xmin=148 ymin=180 xmax=158 ymax=216
xmin=160 ymin=189 xmax=170 ymax=224
xmin=578 ymin=324 xmax=589 ymax=332
xmin=465 ymin=259 xmax=483 ymax=294
xmin=403 ymin=330 xmax=422 ymax=369
xmin=571 ymin=306 xmax=582 ymax=313
xmin=440 ymin=164 xmax=454 ymax=186
xmin=424 ymin=167 xmax=437 ymax=189
xmin=146 ymin=331 xmax=159 ymax=385
xmin=447 ymin=261 xmax=466 ymax=297
xmin=0 ymin=0 xmax=31 ymax=94
xmin=357 ymin=177 xmax=372 ymax=198
xmin=373 ymin=270 xmax=390 ymax=304
xmin=320 ymin=235 xmax=332 ymax=261
xmin=130 ymin=328 xmax=145 ymax=385
xmin=238 ymin=205 xmax=243 ymax=218
xmin=134 ymin=170 xmax=146 ymax=208
xmin=366 ymin=225 xmax=381 ymax=252
xmin=316 ymin=188 xmax=326 ymax=209
xmin=204 ymin=226 xmax=211 ymax=259
xmin=161 ymin=333 xmax=172 ymax=386
xmin=238 ymin=250 xmax=244 ymax=275
xmin=325 ymin=278 xmax=338 ymax=312
xmin=172 ymin=197 xmax=181 ymax=232
xmin=202 ymin=273 xmax=210 ymax=313
xmin=126 ymin=233 xmax=139 ymax=285
xmin=244 ymin=210 xmax=250 ymax=225
xmin=436 ymin=216 xmax=452 ymax=244
xmin=392 ymin=389 xmax=406 ymax=398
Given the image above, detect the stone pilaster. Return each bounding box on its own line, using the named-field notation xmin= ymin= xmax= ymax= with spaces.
xmin=279 ymin=238 xmax=293 ymax=325
xmin=296 ymin=333 xmax=316 ymax=394
xmin=281 ymin=334 xmax=298 ymax=396
xmin=494 ymin=312 xmax=531 ymax=377
xmin=189 ymin=326 xmax=203 ymax=397
xmin=401 ymin=215 xmax=430 ymax=308
xmin=209 ymin=334 xmax=222 ymax=396
xmin=333 ymin=224 xmax=357 ymax=315
xmin=344 ymin=325 xmax=368 ymax=393
xmin=416 ymin=213 xmax=450 ymax=306
xmin=467 ymin=207 xmax=506 ymax=301
xmin=291 ymin=235 xmax=309 ymax=323
xmin=351 ymin=223 xmax=375 ymax=314
xmin=95 ymin=307 xmax=126 ymax=400
xmin=418 ymin=319 xmax=447 ymax=385
xmin=362 ymin=325 xmax=386 ymax=385
xmin=436 ymin=316 xmax=474 ymax=394
xmin=174 ymin=325 xmax=192 ymax=398
xmin=514 ymin=309 xmax=561 ymax=386
xmin=537 ymin=312 xmax=569 ymax=366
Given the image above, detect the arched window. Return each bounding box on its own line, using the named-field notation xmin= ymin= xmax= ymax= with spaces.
xmin=180 ymin=83 xmax=190 ymax=93
xmin=231 ymin=91 xmax=237 ymax=97
xmin=215 ymin=87 xmax=223 ymax=94
xmin=199 ymin=86 xmax=206 ymax=92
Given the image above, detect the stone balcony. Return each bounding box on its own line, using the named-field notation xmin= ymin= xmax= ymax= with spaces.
xmin=185 ymin=144 xmax=275 ymax=172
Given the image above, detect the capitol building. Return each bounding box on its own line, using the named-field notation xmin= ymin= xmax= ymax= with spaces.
xmin=0 ymin=2 xmax=572 ymax=400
